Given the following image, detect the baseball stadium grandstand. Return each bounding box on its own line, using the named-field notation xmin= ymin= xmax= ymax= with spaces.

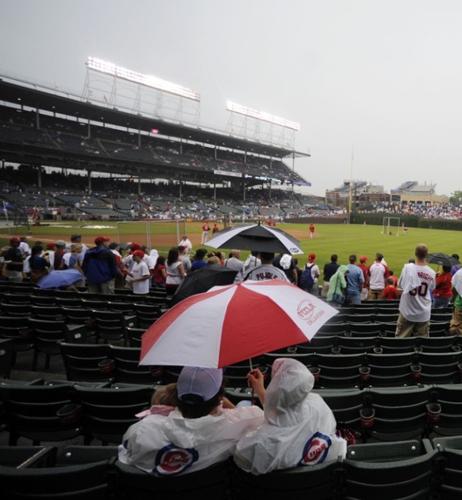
xmin=0 ymin=73 xmax=314 ymax=223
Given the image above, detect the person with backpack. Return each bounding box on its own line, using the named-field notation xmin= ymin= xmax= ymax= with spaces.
xmin=273 ymin=253 xmax=297 ymax=283
xmin=327 ymin=265 xmax=349 ymax=306
xmin=299 ymin=253 xmax=320 ymax=294
xmin=82 ymin=236 xmax=117 ymax=294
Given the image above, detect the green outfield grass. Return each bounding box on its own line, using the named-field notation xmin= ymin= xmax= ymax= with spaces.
xmin=5 ymin=221 xmax=462 ymax=275
xmin=287 ymin=223 xmax=462 ymax=274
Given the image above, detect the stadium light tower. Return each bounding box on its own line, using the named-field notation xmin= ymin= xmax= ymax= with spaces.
xmin=226 ymin=101 xmax=300 ymax=131
xmin=86 ymin=57 xmax=200 ymax=101
xmin=83 ymin=57 xmax=201 ymax=124
xmin=225 ymin=100 xmax=300 ymax=148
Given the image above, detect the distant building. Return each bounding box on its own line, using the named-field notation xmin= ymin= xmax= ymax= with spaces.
xmin=391 ymin=181 xmax=448 ymax=205
xmin=326 ymin=181 xmax=387 ymax=208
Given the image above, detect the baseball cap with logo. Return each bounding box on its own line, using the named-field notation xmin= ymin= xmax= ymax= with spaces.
xmin=177 ymin=367 xmax=223 ymax=403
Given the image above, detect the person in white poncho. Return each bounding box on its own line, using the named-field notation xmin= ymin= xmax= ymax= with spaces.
xmin=119 ymin=366 xmax=263 ymax=476
xmin=234 ymin=358 xmax=346 ymax=475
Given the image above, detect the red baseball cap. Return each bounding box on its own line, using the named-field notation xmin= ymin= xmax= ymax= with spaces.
xmin=133 ymin=250 xmax=145 ymax=258
xmin=9 ymin=237 xmax=20 ymax=245
xmin=130 ymin=243 xmax=141 ymax=252
xmin=94 ymin=236 xmax=110 ymax=245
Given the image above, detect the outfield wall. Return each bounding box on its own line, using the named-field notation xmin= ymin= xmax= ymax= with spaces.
xmin=351 ymin=214 xmax=462 ymax=231
xmin=284 ymin=216 xmax=347 ymax=224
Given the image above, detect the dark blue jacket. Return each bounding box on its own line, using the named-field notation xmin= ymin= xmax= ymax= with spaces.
xmin=82 ymin=246 xmax=117 ymax=284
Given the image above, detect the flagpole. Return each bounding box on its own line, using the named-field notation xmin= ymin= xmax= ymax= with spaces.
xmin=348 ymin=146 xmax=354 ymax=224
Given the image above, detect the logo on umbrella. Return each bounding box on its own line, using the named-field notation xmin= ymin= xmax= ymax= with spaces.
xmin=154 ymin=444 xmax=199 ymax=476
xmin=297 ymin=300 xmax=324 ymax=325
xmin=299 ymin=432 xmax=331 ymax=466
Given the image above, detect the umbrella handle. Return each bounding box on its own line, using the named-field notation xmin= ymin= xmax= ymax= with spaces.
xmin=248 ymin=358 xmax=256 ymax=405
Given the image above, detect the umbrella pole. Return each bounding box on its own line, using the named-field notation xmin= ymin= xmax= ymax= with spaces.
xmin=248 ymin=357 xmax=256 ymax=405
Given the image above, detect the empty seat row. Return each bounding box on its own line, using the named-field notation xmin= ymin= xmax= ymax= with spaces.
xmin=0 ymin=313 xmax=149 ymax=370
xmin=60 ymin=342 xmax=154 ymax=384
xmin=293 ymin=351 xmax=462 ymax=388
xmin=0 ymin=301 xmax=162 ymax=319
xmin=2 ymin=438 xmax=462 ymax=499
xmin=287 ymin=335 xmax=462 ymax=354
xmin=0 ymin=285 xmax=167 ymax=301
xmin=0 ymin=380 xmax=153 ymax=445
xmin=60 ymin=342 xmax=462 ymax=389
xmin=319 ymin=321 xmax=449 ymax=337
xmin=328 ymin=311 xmax=452 ymax=324
xmin=342 ymin=302 xmax=451 ymax=312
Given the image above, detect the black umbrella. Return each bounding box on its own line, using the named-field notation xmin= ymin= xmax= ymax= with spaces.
xmin=170 ymin=265 xmax=238 ymax=306
xmin=205 ymin=223 xmax=303 ymax=255
xmin=428 ymin=253 xmax=458 ymax=268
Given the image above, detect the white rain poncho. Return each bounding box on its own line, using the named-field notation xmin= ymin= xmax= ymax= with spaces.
xmin=147 ymin=249 xmax=159 ymax=270
xmin=119 ymin=405 xmax=263 ymax=476
xmin=234 ymin=358 xmax=347 ymax=475
xmin=452 ymin=268 xmax=462 ymax=297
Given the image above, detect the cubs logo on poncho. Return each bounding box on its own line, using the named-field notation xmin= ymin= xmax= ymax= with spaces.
xmin=154 ymin=444 xmax=199 ymax=476
xmin=299 ymin=432 xmax=331 ymax=466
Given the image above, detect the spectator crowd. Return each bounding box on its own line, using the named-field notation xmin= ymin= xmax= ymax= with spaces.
xmin=4 ymin=231 xmax=462 ymax=478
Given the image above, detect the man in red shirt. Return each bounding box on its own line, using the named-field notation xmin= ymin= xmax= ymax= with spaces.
xmin=212 ymin=223 xmax=219 ymax=235
xmin=201 ymin=222 xmax=210 ymax=244
xmin=308 ymin=224 xmax=316 ymax=240
xmin=358 ymin=256 xmax=369 ymax=301
xmin=432 ymin=265 xmax=453 ymax=308
xmin=388 ymin=270 xmax=399 ymax=287
xmin=383 ymin=277 xmax=399 ymax=300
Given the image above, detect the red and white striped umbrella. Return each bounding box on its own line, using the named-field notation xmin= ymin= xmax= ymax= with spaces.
xmin=140 ymin=280 xmax=338 ymax=368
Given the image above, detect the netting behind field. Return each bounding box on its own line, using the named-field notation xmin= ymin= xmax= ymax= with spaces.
xmin=16 ymin=220 xmax=199 ymax=251
xmin=118 ymin=220 xmax=188 ymax=249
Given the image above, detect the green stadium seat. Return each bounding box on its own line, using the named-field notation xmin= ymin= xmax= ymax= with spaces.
xmin=344 ymin=439 xmax=435 ymax=500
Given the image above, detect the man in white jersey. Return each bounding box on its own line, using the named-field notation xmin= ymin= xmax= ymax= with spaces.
xmin=19 ymin=237 xmax=31 ymax=258
xmin=396 ymin=244 xmax=436 ymax=337
xmin=243 ymin=252 xmax=290 ymax=282
xmin=368 ymin=253 xmax=388 ymax=300
xmin=127 ymin=250 xmax=151 ymax=295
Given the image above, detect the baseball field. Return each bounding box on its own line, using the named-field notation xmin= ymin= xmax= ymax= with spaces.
xmin=3 ymin=220 xmax=462 ymax=274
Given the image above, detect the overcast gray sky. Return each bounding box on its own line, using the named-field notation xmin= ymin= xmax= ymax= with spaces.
xmin=1 ymin=0 xmax=461 ymax=196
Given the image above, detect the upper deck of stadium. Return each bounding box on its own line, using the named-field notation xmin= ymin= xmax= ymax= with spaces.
xmin=0 ymin=75 xmax=310 ymax=186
